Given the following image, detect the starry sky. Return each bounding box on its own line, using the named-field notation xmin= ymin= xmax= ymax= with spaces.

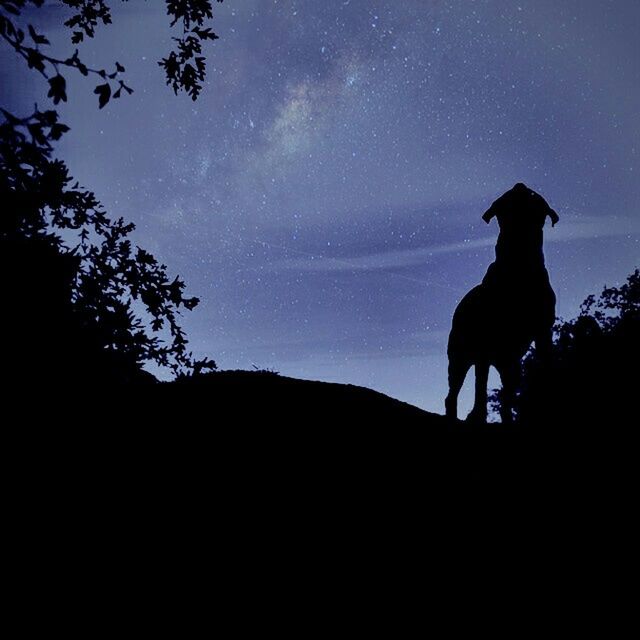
xmin=2 ymin=0 xmax=639 ymax=413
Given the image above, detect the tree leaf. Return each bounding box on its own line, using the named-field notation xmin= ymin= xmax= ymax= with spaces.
xmin=93 ymin=83 xmax=111 ymax=109
xmin=47 ymin=75 xmax=67 ymax=104
xmin=28 ymin=24 xmax=49 ymax=45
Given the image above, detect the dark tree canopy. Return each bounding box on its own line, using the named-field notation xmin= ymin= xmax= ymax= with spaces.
xmin=0 ymin=107 xmax=216 ymax=381
xmin=0 ymin=1 xmax=222 ymax=384
xmin=0 ymin=1 xmax=224 ymax=107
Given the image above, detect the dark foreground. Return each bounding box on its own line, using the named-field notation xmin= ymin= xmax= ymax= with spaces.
xmin=8 ymin=369 xmax=542 ymax=475
xmin=5 ymin=369 xmax=631 ymax=628
xmin=10 ymin=368 xmax=620 ymax=436
xmin=172 ymin=370 xmax=451 ymax=427
xmin=6 ymin=369 xmax=631 ymax=571
xmin=7 ymin=368 xmax=629 ymax=487
xmin=162 ymin=369 xmax=526 ymax=434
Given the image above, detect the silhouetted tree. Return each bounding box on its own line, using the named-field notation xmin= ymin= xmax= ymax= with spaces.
xmin=1 ymin=1 xmax=224 ymax=107
xmin=1 ymin=1 xmax=223 ymax=384
xmin=1 ymin=107 xmax=216 ymax=382
xmin=493 ymin=269 xmax=639 ymax=425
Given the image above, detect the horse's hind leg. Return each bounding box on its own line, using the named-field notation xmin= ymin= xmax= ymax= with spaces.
xmin=445 ymin=357 xmax=471 ymax=420
xmin=467 ymin=361 xmax=489 ymax=423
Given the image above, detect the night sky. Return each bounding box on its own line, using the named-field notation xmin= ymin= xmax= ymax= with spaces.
xmin=2 ymin=1 xmax=639 ymax=413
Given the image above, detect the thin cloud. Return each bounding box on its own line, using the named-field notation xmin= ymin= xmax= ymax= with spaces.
xmin=275 ymin=216 xmax=640 ymax=273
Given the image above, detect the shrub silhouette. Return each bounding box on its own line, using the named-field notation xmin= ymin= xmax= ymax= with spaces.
xmin=496 ymin=268 xmax=639 ymax=425
xmin=0 ymin=2 xmax=223 ymax=385
xmin=0 ymin=108 xmax=215 ymax=384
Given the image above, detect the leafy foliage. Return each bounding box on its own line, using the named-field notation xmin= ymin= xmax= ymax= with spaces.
xmin=579 ymin=271 xmax=640 ymax=328
xmin=0 ymin=1 xmax=224 ymax=107
xmin=1 ymin=1 xmax=132 ymax=108
xmin=62 ymin=0 xmax=113 ymax=44
xmin=0 ymin=106 xmax=216 ymax=379
xmin=159 ymin=1 xmax=222 ymax=100
xmin=0 ymin=1 xmax=224 ymax=381
xmin=492 ymin=269 xmax=640 ymax=424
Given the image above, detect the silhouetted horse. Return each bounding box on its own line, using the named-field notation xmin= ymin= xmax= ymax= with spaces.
xmin=445 ymin=183 xmax=559 ymax=423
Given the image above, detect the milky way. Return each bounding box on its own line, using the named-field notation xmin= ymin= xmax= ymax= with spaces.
xmin=2 ymin=0 xmax=639 ymax=413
